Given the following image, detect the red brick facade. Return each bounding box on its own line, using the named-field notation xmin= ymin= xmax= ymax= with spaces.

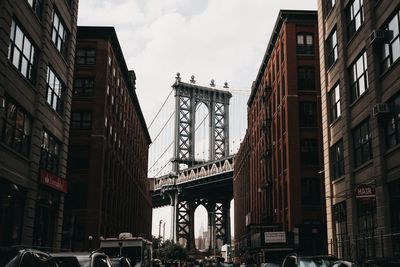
xmin=234 ymin=10 xmax=326 ymax=263
xmin=62 ymin=27 xmax=152 ymax=250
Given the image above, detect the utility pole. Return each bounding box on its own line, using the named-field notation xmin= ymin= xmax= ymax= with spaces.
xmin=162 ymin=222 xmax=166 ymax=242
xmin=159 ymin=219 xmax=163 ymax=238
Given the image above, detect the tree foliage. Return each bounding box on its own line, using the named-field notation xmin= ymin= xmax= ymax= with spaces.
xmin=158 ymin=240 xmax=188 ymax=261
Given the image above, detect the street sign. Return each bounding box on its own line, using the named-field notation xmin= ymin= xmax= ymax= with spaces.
xmin=355 ymin=184 xmax=375 ymax=201
xmin=264 ymin=231 xmax=286 ymax=243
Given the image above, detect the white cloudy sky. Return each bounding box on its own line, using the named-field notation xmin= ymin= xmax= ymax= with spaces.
xmin=78 ymin=0 xmax=317 ymax=239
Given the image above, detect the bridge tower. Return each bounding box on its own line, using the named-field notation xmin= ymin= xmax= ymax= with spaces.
xmin=165 ymin=74 xmax=232 ymax=253
xmin=172 ymin=73 xmax=232 ymax=172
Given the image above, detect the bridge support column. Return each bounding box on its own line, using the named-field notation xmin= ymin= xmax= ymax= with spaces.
xmin=168 ymin=191 xmax=179 ymax=243
xmin=223 ymin=201 xmax=231 ymax=245
xmin=207 ymin=203 xmax=216 ymax=253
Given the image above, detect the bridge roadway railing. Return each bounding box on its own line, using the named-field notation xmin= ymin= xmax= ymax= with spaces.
xmin=154 ymin=155 xmax=235 ymax=190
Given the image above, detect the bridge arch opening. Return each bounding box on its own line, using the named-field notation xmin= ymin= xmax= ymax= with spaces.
xmin=194 ymin=204 xmax=208 ymax=251
xmin=195 ymin=102 xmax=210 ymax=163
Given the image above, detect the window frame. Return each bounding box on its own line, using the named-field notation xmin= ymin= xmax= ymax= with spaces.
xmin=0 ymin=95 xmax=32 ymax=157
xmin=349 ymin=51 xmax=368 ymax=102
xmin=330 ymin=139 xmax=345 ymax=180
xmin=296 ymin=33 xmax=314 ymax=55
xmin=8 ymin=19 xmax=37 ymax=84
xmin=297 ymin=66 xmax=315 ymax=91
xmin=381 ymin=10 xmax=400 ymax=73
xmin=325 ymin=0 xmax=336 ymax=16
xmin=352 ymin=118 xmax=372 ymax=168
xmin=76 ymin=48 xmax=96 ymax=65
xmin=46 ymin=66 xmax=64 ymax=115
xmin=386 ymin=94 xmax=400 ymax=149
xmin=299 ymin=101 xmax=317 ymax=127
xmin=301 ymin=177 xmax=321 ymax=206
xmin=74 ymin=78 xmax=94 ymax=97
xmin=329 ymin=83 xmax=341 ymax=123
xmin=71 ymin=111 xmax=92 ymax=130
xmin=40 ymin=130 xmax=61 ymax=175
xmin=51 ymin=10 xmax=69 ymax=58
xmin=326 ymin=28 xmax=338 ymax=68
xmin=27 ymin=0 xmax=43 ymax=19
xmin=300 ymin=139 xmax=319 ymax=165
xmin=346 ymin=0 xmax=364 ymax=40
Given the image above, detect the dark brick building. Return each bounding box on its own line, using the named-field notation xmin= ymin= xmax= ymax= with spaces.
xmin=318 ymin=0 xmax=400 ymax=259
xmin=62 ymin=26 xmax=152 ymax=250
xmin=234 ymin=10 xmax=326 ymax=263
xmin=0 ymin=0 xmax=78 ymax=247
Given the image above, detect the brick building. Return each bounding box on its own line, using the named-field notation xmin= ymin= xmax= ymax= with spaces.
xmin=0 ymin=0 xmax=78 ymax=247
xmin=318 ymin=0 xmax=400 ymax=259
xmin=61 ymin=26 xmax=152 ymax=250
xmin=234 ymin=10 xmax=326 ymax=263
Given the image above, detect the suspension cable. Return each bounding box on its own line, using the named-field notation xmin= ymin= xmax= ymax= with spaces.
xmin=147 ymin=88 xmax=174 ymax=130
xmin=149 ymin=111 xmax=175 ymax=147
xmin=148 ymin=141 xmax=174 ymax=172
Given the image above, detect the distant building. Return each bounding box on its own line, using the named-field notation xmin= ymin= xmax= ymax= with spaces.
xmin=0 ymin=0 xmax=78 ymax=247
xmin=234 ymin=10 xmax=325 ymax=264
xmin=62 ymin=26 xmax=152 ymax=250
xmin=318 ymin=0 xmax=400 ymax=259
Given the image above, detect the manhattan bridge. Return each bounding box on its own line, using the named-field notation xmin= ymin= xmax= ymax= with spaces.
xmin=148 ymin=73 xmax=249 ymax=255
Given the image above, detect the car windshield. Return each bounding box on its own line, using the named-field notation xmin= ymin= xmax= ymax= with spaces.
xmin=53 ymin=256 xmax=90 ymax=267
xmin=299 ymin=257 xmax=336 ymax=267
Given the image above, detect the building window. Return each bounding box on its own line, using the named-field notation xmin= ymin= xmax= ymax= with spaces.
xmin=326 ymin=29 xmax=338 ymax=68
xmin=8 ymin=20 xmax=37 ymax=84
xmin=329 ymin=83 xmax=341 ymax=122
xmin=298 ymin=66 xmax=315 ymax=91
xmin=0 ymin=96 xmax=31 ymax=157
xmin=296 ymin=33 xmax=314 ymax=54
xmin=333 ymin=201 xmax=349 ymax=259
xmin=325 ymin=0 xmax=336 ymax=15
xmin=352 ymin=119 xmax=372 ymax=167
xmin=349 ymin=51 xmax=368 ymax=102
xmin=27 ymin=0 xmax=43 ymax=18
xmin=346 ymin=0 xmax=364 ymax=39
xmin=74 ymin=78 xmax=94 ymax=96
xmin=76 ymin=48 xmax=95 ymax=65
xmin=301 ymin=177 xmax=321 ymax=206
xmin=381 ymin=11 xmax=400 ymax=73
xmin=299 ymin=102 xmax=317 ymax=127
xmin=46 ymin=67 xmax=64 ymax=115
xmin=386 ymin=94 xmax=400 ymax=148
xmin=68 ymin=146 xmax=90 ymax=169
xmin=330 ymin=140 xmax=344 ymax=180
xmin=300 ymin=139 xmax=319 ymax=165
xmin=51 ymin=11 xmax=68 ymax=58
xmin=71 ymin=112 xmax=92 ymax=130
xmin=40 ymin=131 xmax=61 ymax=174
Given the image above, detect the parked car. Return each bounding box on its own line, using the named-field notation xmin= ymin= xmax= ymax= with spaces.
xmin=281 ymin=254 xmax=338 ymax=267
xmin=331 ymin=260 xmax=358 ymax=267
xmin=0 ymin=247 xmax=58 ymax=267
xmin=111 ymin=257 xmax=132 ymax=267
xmin=260 ymin=262 xmax=281 ymax=267
xmin=51 ymin=251 xmax=113 ymax=267
xmin=364 ymin=257 xmax=400 ymax=267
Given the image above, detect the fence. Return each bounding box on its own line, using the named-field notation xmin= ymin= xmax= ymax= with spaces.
xmin=328 ymin=231 xmax=400 ymax=264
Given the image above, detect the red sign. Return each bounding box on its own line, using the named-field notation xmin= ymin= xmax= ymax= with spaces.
xmin=40 ymin=169 xmax=68 ymax=193
xmin=355 ymin=184 xmax=375 ymax=201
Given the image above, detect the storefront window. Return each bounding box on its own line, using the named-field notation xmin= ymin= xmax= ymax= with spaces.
xmin=357 ymin=200 xmax=377 ymax=257
xmin=389 ymin=180 xmax=400 ymax=256
xmin=0 ymin=180 xmax=25 ymax=246
xmin=32 ymin=192 xmax=58 ymax=248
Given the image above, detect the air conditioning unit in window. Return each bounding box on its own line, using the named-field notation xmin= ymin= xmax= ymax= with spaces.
xmin=370 ymin=30 xmax=393 ymax=45
xmin=372 ymin=103 xmax=389 ymax=117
